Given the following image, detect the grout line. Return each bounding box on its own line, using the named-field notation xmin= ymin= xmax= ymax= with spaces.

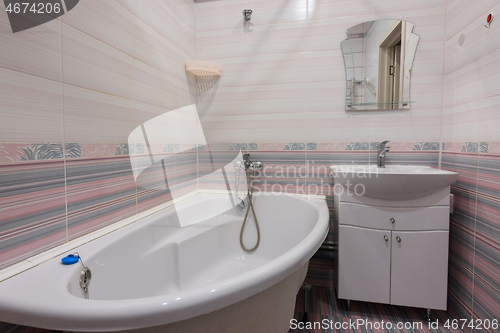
xmin=60 ymin=18 xmax=69 ymax=243
xmin=438 ymin=0 xmax=450 ymax=169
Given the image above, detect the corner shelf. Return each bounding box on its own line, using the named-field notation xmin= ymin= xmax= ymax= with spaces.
xmin=185 ymin=60 xmax=222 ymax=77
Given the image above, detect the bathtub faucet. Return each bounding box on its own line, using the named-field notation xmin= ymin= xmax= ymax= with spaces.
xmin=243 ymin=154 xmax=263 ymax=171
xmin=378 ymin=140 xmax=391 ymax=168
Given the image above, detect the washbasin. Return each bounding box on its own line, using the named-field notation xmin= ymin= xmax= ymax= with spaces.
xmin=330 ymin=165 xmax=458 ymax=200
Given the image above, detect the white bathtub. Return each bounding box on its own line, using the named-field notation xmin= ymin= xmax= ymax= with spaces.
xmin=0 ymin=193 xmax=329 ymax=332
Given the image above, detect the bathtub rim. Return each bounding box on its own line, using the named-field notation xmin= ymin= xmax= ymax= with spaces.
xmin=0 ymin=190 xmax=329 ymax=331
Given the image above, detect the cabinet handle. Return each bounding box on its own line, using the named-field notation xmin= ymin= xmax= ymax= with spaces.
xmin=396 ymin=236 xmax=401 ymax=243
xmin=384 ymin=235 xmax=389 ymax=241
xmin=390 ymin=217 xmax=395 ymax=224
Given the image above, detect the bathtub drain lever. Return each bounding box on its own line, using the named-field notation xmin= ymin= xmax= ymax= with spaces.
xmin=73 ymin=252 xmax=91 ymax=299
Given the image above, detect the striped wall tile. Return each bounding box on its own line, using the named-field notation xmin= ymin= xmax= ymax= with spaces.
xmin=62 ymin=24 xmax=134 ymax=100
xmin=61 ymin=0 xmax=135 ymax=56
xmin=65 ymin=157 xmax=137 ymax=241
xmin=0 ymin=161 xmax=66 ymax=269
xmin=0 ymin=9 xmax=61 ymax=81
xmin=0 ymin=69 xmax=63 ymax=143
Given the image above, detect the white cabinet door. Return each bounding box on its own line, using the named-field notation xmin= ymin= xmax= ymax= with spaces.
xmin=390 ymin=230 xmax=449 ymax=310
xmin=338 ymin=225 xmax=391 ymax=304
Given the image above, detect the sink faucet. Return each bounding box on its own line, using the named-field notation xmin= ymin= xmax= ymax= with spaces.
xmin=378 ymin=141 xmax=391 ymax=168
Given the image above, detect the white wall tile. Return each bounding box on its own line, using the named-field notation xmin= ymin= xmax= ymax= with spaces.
xmin=63 ymin=85 xmax=135 ymax=143
xmin=307 ymin=111 xmax=370 ymax=143
xmin=62 ymin=0 xmax=134 ymax=55
xmin=197 ymin=27 xmax=247 ymax=60
xmin=442 ymin=101 xmax=481 ymax=142
xmin=246 ymin=21 xmax=309 ymax=56
xmin=446 ymin=0 xmax=487 ymax=40
xmin=247 ymin=0 xmax=307 ymax=26
xmin=247 ymin=113 xmax=307 ymax=143
xmin=62 ymin=24 xmax=134 ymax=99
xmin=481 ymin=48 xmax=500 ymax=99
xmin=478 ymin=95 xmax=500 ymax=141
xmin=444 ymin=58 xmax=483 ymax=108
xmin=196 ymin=0 xmax=247 ymax=32
xmin=201 ymin=114 xmax=248 ymax=143
xmin=247 ymin=83 xmax=307 ymax=114
xmin=134 ymin=17 xmax=174 ymax=75
xmin=0 ymin=9 xmax=61 ymax=81
xmin=308 ymin=0 xmax=373 ymax=21
xmin=0 ymin=69 xmax=63 ymax=142
xmin=444 ymin=17 xmax=485 ymax=75
xmin=246 ymin=53 xmax=309 ymax=86
xmin=134 ymin=60 xmax=173 ymax=108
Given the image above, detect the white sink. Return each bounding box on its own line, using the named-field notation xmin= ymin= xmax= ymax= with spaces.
xmin=330 ymin=165 xmax=458 ymax=200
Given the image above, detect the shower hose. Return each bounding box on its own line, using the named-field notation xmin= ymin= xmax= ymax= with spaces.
xmin=239 ymin=160 xmax=260 ymax=252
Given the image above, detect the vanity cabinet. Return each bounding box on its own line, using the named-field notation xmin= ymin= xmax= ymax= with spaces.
xmin=334 ymin=187 xmax=451 ymax=311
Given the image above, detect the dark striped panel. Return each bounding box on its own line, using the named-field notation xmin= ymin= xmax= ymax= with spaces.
xmin=0 ymin=161 xmax=67 ymax=269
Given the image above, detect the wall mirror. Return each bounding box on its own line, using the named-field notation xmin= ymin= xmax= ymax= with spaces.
xmin=341 ymin=20 xmax=420 ymax=110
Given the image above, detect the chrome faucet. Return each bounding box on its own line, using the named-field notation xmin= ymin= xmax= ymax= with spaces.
xmin=377 ymin=141 xmax=391 ymax=168
xmin=235 ymin=154 xmax=263 ymax=209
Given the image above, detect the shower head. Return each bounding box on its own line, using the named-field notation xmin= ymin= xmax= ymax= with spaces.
xmin=243 ymin=9 xmax=252 ymax=21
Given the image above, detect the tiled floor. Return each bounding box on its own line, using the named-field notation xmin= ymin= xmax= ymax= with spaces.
xmin=288 ymin=286 xmax=463 ymax=333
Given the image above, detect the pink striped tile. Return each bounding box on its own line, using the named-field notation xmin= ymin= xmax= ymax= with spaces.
xmin=133 ymin=17 xmax=174 ymax=75
xmin=195 ymin=0 xmax=247 ymax=33
xmin=246 ymin=21 xmax=309 ymax=56
xmin=247 ymin=83 xmax=307 ymax=115
xmin=61 ymin=0 xmax=134 ymax=55
xmin=307 ymin=81 xmax=347 ymax=114
xmin=200 ymin=115 xmax=248 ymax=143
xmin=246 ymin=53 xmax=309 ymax=86
xmin=484 ymin=2 xmax=500 ymax=56
xmin=305 ymin=16 xmax=374 ymax=52
xmin=0 ymin=160 xmax=66 ymax=269
xmin=307 ymin=50 xmax=345 ymax=83
xmin=247 ymin=0 xmax=307 ymax=26
xmin=410 ymin=75 xmax=443 ymax=109
xmin=134 ymin=60 xmax=173 ymax=108
xmin=62 ymin=24 xmax=134 ymax=99
xmin=0 ymin=9 xmax=61 ymax=81
xmin=370 ymin=108 xmax=442 ymax=143
xmin=444 ymin=58 xmax=483 ymax=109
xmin=247 ymin=113 xmax=307 ymax=144
xmin=481 ymin=49 xmax=500 ymax=100
xmin=307 ymin=111 xmax=370 ymax=143
xmin=442 ymin=101 xmax=481 ymax=142
xmin=196 ymin=85 xmax=247 ymax=117
xmin=479 ymin=96 xmax=500 ymax=142
xmin=373 ymin=0 xmax=445 ymax=16
xmin=446 ymin=0 xmax=487 ymax=40
xmin=445 ymin=16 xmax=485 ymax=75
xmin=0 ymin=69 xmax=63 ymax=143
xmin=412 ymin=42 xmax=445 ymax=77
xmin=196 ymin=26 xmax=247 ymax=60
xmin=308 ymin=0 xmax=373 ymax=21
xmin=117 ymin=0 xmax=195 ymax=59
xmin=63 ymin=85 xmax=135 ymax=144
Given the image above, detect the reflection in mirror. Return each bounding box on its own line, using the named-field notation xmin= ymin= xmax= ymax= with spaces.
xmin=341 ymin=20 xmax=420 ymax=110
